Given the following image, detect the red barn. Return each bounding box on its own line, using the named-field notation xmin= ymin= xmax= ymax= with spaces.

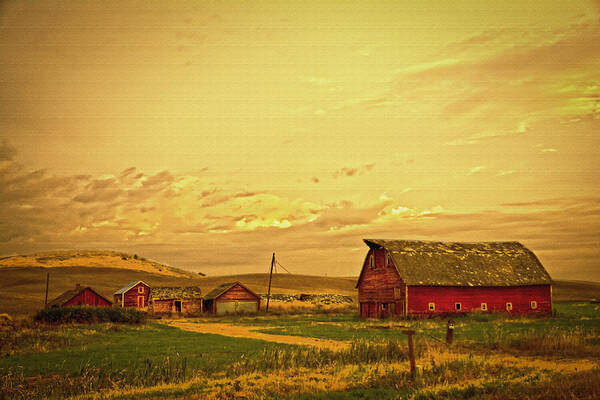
xmin=203 ymin=282 xmax=260 ymax=315
xmin=113 ymin=281 xmax=150 ymax=309
xmin=47 ymin=284 xmax=112 ymax=308
xmin=357 ymin=239 xmax=552 ymax=318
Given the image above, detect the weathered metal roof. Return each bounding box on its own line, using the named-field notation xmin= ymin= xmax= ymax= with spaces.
xmin=150 ymin=286 xmax=202 ymax=300
xmin=114 ymin=280 xmax=149 ymax=295
xmin=362 ymin=239 xmax=552 ymax=287
xmin=203 ymin=282 xmax=258 ymax=300
xmin=47 ymin=287 xmax=112 ymax=307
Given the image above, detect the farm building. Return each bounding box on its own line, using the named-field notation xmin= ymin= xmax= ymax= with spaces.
xmin=357 ymin=239 xmax=552 ymax=318
xmin=203 ymin=282 xmax=260 ymax=315
xmin=47 ymin=284 xmax=112 ymax=308
xmin=149 ymin=286 xmax=203 ymax=315
xmin=114 ymin=281 xmax=150 ymax=309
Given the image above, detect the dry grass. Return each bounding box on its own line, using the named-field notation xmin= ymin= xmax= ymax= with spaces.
xmin=263 ymin=300 xmax=355 ymax=314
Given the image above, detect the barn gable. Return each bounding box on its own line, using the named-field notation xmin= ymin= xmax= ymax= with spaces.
xmin=361 ymin=239 xmax=552 ymax=287
xmin=203 ymin=282 xmax=259 ymax=301
xmin=114 ymin=280 xmax=150 ymax=295
xmin=48 ymin=285 xmax=112 ymax=308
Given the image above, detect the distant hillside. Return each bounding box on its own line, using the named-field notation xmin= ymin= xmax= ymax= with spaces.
xmin=552 ymin=280 xmax=600 ymax=302
xmin=0 ymin=263 xmax=598 ymax=316
xmin=0 ymin=250 xmax=198 ymax=278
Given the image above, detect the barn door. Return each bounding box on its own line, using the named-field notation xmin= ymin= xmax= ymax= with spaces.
xmin=368 ymin=302 xmax=378 ymax=318
xmin=137 ymin=296 xmax=145 ymax=308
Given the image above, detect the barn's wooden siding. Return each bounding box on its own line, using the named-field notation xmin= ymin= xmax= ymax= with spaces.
xmin=357 ymin=248 xmax=405 ymax=318
xmin=408 ymin=285 xmax=552 ymax=315
xmin=219 ymin=285 xmax=259 ymax=302
xmin=62 ymin=288 xmax=111 ymax=307
xmin=116 ymin=282 xmax=150 ymax=308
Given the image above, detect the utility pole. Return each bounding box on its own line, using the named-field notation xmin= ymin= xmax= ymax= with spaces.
xmin=44 ymin=272 xmax=50 ymax=308
xmin=266 ymin=252 xmax=275 ymax=312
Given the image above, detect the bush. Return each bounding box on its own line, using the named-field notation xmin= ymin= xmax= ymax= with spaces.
xmin=34 ymin=306 xmax=146 ymax=324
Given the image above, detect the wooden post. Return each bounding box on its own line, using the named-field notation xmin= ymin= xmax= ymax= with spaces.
xmin=446 ymin=320 xmax=455 ymax=345
xmin=44 ymin=272 xmax=50 ymax=308
xmin=402 ymin=329 xmax=416 ymax=377
xmin=266 ymin=252 xmax=275 ymax=312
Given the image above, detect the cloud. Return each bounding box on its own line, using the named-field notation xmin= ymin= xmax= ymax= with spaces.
xmin=0 ymin=144 xmax=598 ymax=281
xmin=496 ymin=170 xmax=515 ymax=177
xmin=467 ymin=166 xmax=486 ymax=175
xmin=333 ymin=164 xmax=375 ymax=178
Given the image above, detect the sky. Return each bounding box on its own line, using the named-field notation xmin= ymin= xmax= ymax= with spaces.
xmin=1 ymin=0 xmax=599 ymax=281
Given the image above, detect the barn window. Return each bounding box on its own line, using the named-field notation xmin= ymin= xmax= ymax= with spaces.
xmin=481 ymin=303 xmax=488 ymax=311
xmin=530 ymin=301 xmax=537 ymax=309
xmin=138 ymin=286 xmax=144 ymax=293
xmin=455 ymin=303 xmax=461 ymax=311
xmin=428 ymin=302 xmax=435 ymax=311
xmin=369 ymin=254 xmax=375 ymax=269
xmin=506 ymin=302 xmax=513 ymax=311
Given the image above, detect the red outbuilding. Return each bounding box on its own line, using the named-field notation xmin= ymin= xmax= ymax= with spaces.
xmin=113 ymin=280 xmax=150 ymax=309
xmin=357 ymin=239 xmax=552 ymax=318
xmin=47 ymin=284 xmax=112 ymax=308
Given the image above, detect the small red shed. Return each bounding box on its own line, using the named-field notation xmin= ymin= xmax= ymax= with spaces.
xmin=47 ymin=284 xmax=112 ymax=308
xmin=203 ymin=282 xmax=260 ymax=315
xmin=357 ymin=239 xmax=552 ymax=318
xmin=113 ymin=280 xmax=150 ymax=309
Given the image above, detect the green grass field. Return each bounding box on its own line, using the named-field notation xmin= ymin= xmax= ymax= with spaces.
xmin=1 ymin=302 xmax=599 ymax=399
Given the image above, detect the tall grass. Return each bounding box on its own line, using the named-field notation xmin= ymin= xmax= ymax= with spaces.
xmin=0 ymin=354 xmax=194 ymax=400
xmin=228 ymin=338 xmax=418 ymax=376
xmin=263 ymin=300 xmax=355 ymax=315
xmin=480 ymin=326 xmax=600 ymax=357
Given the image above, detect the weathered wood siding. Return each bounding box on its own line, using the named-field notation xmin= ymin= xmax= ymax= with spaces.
xmin=152 ymin=298 xmax=202 ymax=315
xmin=357 ymin=248 xmax=405 ymax=318
xmin=219 ymin=284 xmax=260 ymax=301
xmin=63 ymin=288 xmax=111 ymax=307
xmin=119 ymin=282 xmax=150 ymax=308
xmin=407 ymin=285 xmax=552 ymax=315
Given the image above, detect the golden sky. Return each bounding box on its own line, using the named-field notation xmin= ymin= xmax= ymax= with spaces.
xmin=1 ymin=1 xmax=599 ymax=280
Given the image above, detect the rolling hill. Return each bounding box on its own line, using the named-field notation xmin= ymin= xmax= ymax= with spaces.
xmin=0 ymin=250 xmax=198 ymax=278
xmin=0 ymin=250 xmax=598 ymax=316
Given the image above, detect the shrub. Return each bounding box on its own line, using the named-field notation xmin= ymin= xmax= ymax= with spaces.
xmin=34 ymin=306 xmax=146 ymax=325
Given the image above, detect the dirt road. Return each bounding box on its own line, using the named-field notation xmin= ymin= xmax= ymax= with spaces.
xmin=165 ymin=321 xmax=351 ymax=350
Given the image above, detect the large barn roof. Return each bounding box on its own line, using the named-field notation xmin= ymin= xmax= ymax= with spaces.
xmin=361 ymin=239 xmax=552 ymax=287
xmin=150 ymin=286 xmax=202 ymax=300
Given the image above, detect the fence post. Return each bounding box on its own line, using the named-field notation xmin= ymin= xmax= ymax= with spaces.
xmin=402 ymin=329 xmax=416 ymax=377
xmin=446 ymin=320 xmax=455 ymax=345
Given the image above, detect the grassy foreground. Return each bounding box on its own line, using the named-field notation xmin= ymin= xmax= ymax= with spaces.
xmin=1 ymin=302 xmax=599 ymax=399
